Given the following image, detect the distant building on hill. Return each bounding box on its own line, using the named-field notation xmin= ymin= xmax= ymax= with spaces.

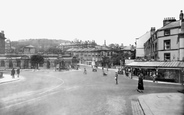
xmin=58 ymin=40 xmax=97 ymax=50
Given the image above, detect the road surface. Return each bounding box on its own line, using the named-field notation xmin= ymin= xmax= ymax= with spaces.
xmin=0 ymin=66 xmax=183 ymax=115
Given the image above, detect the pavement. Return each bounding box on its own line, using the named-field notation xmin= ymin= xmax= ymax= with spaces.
xmin=139 ymin=93 xmax=184 ymax=115
xmin=132 ymin=76 xmax=184 ymax=115
xmin=0 ymin=74 xmax=23 ymax=84
xmin=0 ymin=68 xmax=184 ymax=115
xmin=82 ymin=65 xmax=184 ymax=115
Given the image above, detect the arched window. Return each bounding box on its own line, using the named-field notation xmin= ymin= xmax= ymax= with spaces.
xmin=16 ymin=60 xmax=21 ymax=67
xmin=1 ymin=60 xmax=5 ymax=67
xmin=9 ymin=60 xmax=13 ymax=68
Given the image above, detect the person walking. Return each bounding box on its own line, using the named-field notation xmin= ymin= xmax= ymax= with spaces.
xmin=84 ymin=68 xmax=87 ymax=74
xmin=115 ymin=72 xmax=118 ymax=85
xmin=11 ymin=68 xmax=15 ymax=79
xmin=152 ymin=72 xmax=156 ymax=82
xmin=17 ymin=68 xmax=20 ymax=78
xmin=137 ymin=73 xmax=144 ymax=93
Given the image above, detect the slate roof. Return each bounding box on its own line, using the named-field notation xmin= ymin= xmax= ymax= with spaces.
xmin=158 ymin=20 xmax=180 ymax=30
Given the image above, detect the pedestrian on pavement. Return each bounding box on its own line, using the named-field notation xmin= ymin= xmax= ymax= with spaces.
xmin=84 ymin=68 xmax=87 ymax=74
xmin=17 ymin=68 xmax=20 ymax=78
xmin=137 ymin=73 xmax=144 ymax=93
xmin=115 ymin=72 xmax=118 ymax=84
xmin=152 ymin=72 xmax=156 ymax=82
xmin=11 ymin=68 xmax=15 ymax=78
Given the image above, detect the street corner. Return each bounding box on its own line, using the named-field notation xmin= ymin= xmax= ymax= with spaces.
xmin=138 ymin=93 xmax=184 ymax=115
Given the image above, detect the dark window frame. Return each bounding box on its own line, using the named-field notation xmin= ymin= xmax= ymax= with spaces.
xmin=164 ymin=40 xmax=171 ymax=50
xmin=164 ymin=29 xmax=170 ymax=36
xmin=164 ymin=53 xmax=170 ymax=61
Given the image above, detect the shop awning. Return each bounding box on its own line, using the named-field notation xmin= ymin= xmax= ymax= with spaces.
xmin=126 ymin=61 xmax=184 ymax=69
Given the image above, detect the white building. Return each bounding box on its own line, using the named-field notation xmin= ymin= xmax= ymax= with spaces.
xmin=135 ymin=28 xmax=155 ymax=58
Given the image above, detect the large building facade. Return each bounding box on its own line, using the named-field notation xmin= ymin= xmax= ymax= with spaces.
xmin=144 ymin=10 xmax=184 ymax=61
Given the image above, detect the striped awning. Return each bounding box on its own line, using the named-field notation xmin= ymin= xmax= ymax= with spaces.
xmin=126 ymin=61 xmax=184 ymax=68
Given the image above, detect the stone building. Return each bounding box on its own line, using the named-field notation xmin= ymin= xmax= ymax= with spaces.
xmin=144 ymin=10 xmax=184 ymax=61
xmin=0 ymin=31 xmax=6 ymax=54
xmin=128 ymin=10 xmax=184 ymax=83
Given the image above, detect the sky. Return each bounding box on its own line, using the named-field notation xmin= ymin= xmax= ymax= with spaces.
xmin=0 ymin=0 xmax=184 ymax=46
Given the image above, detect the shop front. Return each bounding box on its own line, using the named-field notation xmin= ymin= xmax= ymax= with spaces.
xmin=126 ymin=61 xmax=184 ymax=84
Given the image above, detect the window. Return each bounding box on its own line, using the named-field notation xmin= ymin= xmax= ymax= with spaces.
xmin=1 ymin=60 xmax=5 ymax=67
xmin=164 ymin=53 xmax=170 ymax=61
xmin=164 ymin=40 xmax=171 ymax=50
xmin=164 ymin=29 xmax=170 ymax=36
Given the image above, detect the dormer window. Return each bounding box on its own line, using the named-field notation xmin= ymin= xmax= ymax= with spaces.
xmin=164 ymin=29 xmax=170 ymax=36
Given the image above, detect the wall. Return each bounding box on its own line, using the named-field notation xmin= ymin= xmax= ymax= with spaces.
xmin=0 ymin=38 xmax=5 ymax=54
xmin=157 ymin=28 xmax=179 ymax=37
xmin=157 ymin=35 xmax=179 ymax=51
xmin=158 ymin=50 xmax=179 ymax=61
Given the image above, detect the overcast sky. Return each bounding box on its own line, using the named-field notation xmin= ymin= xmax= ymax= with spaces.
xmin=0 ymin=0 xmax=184 ymax=46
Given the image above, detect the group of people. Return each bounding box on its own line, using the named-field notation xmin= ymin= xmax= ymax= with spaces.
xmin=83 ymin=67 xmax=119 ymax=85
xmin=83 ymin=66 xmax=145 ymax=93
xmin=11 ymin=68 xmax=20 ymax=78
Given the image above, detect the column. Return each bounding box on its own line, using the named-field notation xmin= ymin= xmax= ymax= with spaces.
xmin=13 ymin=60 xmax=17 ymax=68
xmin=21 ymin=60 xmax=24 ymax=69
xmin=5 ymin=59 xmax=9 ymax=69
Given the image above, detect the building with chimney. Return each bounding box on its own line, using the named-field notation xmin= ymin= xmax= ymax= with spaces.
xmin=144 ymin=10 xmax=184 ymax=61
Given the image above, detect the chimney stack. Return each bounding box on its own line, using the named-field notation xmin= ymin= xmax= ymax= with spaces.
xmin=163 ymin=17 xmax=176 ymax=26
xmin=0 ymin=31 xmax=5 ymax=37
xmin=104 ymin=40 xmax=106 ymax=46
xmin=150 ymin=27 xmax=156 ymax=35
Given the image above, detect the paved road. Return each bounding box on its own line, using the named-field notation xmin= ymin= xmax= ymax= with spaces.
xmin=0 ymin=66 xmax=183 ymax=115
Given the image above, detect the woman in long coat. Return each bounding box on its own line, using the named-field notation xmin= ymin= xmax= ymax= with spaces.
xmin=137 ymin=73 xmax=144 ymax=93
xmin=11 ymin=68 xmax=15 ymax=78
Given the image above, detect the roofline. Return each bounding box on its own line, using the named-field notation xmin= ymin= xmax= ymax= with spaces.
xmin=157 ymin=26 xmax=181 ymax=31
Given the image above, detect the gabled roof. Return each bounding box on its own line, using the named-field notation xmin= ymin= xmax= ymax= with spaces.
xmin=158 ymin=20 xmax=180 ymax=30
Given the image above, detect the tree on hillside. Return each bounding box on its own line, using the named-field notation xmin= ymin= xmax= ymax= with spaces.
xmin=11 ymin=39 xmax=70 ymax=53
xmin=30 ymin=55 xmax=44 ymax=69
xmin=45 ymin=47 xmax=63 ymax=54
xmin=108 ymin=43 xmax=120 ymax=49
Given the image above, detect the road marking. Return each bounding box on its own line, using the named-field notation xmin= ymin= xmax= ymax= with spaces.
xmin=0 ymin=76 xmax=25 ymax=85
xmin=0 ymin=75 xmax=65 ymax=110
